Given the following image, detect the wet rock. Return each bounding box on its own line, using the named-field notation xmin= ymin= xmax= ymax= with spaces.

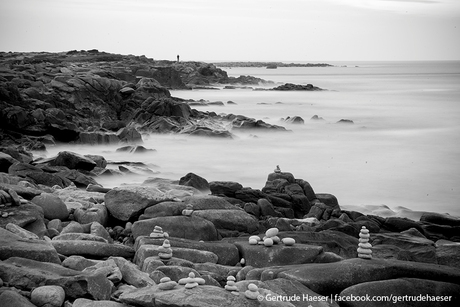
xmin=51 ymin=151 xmax=97 ymax=171
xmin=179 ymin=172 xmax=210 ymax=192
xmin=284 ymin=116 xmax=304 ymax=124
xmin=271 ymin=83 xmax=323 ymax=91
xmin=209 ymin=181 xmax=243 ymax=197
xmin=115 ymin=145 xmax=156 ymax=154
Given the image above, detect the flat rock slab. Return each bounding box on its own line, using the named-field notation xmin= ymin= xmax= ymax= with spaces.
xmin=135 ymin=244 xmax=218 ymax=267
xmin=277 ymin=230 xmax=359 ymax=258
xmin=277 ymin=258 xmax=460 ymax=296
xmin=0 ymin=257 xmax=112 ymax=300
xmin=135 ymin=236 xmax=239 ymax=266
xmin=234 ymin=241 xmax=324 ymax=268
xmin=0 ymin=227 xmax=61 ymax=263
xmin=119 ymin=285 xmax=260 ymax=307
xmin=50 ymin=240 xmax=134 ymax=258
xmin=132 ymin=216 xmax=218 ymax=241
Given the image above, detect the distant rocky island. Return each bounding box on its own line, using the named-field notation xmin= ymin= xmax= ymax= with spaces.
xmin=214 ymin=62 xmax=333 ymax=68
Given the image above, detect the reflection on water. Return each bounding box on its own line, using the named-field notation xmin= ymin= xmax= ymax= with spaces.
xmin=44 ymin=62 xmax=460 ymax=216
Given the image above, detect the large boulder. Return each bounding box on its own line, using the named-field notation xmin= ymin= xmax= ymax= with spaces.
xmin=31 ymin=192 xmax=69 ymax=220
xmin=234 ymin=240 xmax=325 ymax=268
xmin=209 ymin=181 xmax=243 ymax=197
xmin=0 ymin=257 xmax=112 ymax=300
xmin=132 ymin=216 xmax=219 ymax=241
xmin=0 ymin=203 xmax=47 ymax=237
xmin=0 ymin=227 xmax=61 ymax=263
xmin=105 ymin=186 xmax=170 ymax=221
xmin=277 ymin=258 xmax=460 ymax=296
xmin=179 ymin=172 xmax=210 ymax=192
xmin=51 ymin=151 xmax=97 ymax=171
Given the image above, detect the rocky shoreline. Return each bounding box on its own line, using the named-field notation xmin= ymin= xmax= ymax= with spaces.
xmin=1 ymin=146 xmax=460 ymax=306
xmin=1 ymin=50 xmax=460 ymax=306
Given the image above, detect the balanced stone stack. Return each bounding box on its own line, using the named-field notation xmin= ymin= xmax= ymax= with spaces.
xmin=357 ymin=226 xmax=372 ymax=259
xmin=158 ymin=239 xmax=173 ymax=260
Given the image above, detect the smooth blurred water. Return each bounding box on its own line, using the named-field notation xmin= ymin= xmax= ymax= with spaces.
xmin=45 ymin=61 xmax=460 ymax=216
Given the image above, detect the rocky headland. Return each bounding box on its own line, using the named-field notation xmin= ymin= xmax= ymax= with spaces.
xmin=0 ymin=50 xmax=290 ymax=149
xmin=1 ymin=51 xmax=459 ymax=306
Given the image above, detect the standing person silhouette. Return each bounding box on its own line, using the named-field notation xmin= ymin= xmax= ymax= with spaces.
xmin=177 ymin=55 xmax=180 ymax=62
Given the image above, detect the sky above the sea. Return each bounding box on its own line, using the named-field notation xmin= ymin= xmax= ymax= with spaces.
xmin=0 ymin=0 xmax=459 ymax=61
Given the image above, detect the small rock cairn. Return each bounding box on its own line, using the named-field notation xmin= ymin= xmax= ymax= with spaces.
xmin=357 ymin=226 xmax=372 ymax=259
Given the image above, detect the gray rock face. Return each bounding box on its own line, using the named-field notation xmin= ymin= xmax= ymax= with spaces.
xmin=0 ymin=257 xmax=112 ymax=300
xmin=31 ymin=192 xmax=69 ymax=220
xmin=277 ymin=258 xmax=460 ymax=296
xmin=105 ymin=186 xmax=169 ymax=221
xmin=132 ymin=216 xmax=219 ymax=241
xmin=0 ymin=227 xmax=61 ymax=263
xmin=234 ymin=240 xmax=325 ymax=268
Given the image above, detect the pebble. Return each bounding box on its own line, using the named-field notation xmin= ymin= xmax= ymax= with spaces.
xmin=282 ymin=237 xmax=295 ymax=246
xmin=265 ymin=227 xmax=279 ymax=238
xmin=245 ymin=283 xmax=259 ymax=300
xmin=263 ymin=238 xmax=274 ymax=247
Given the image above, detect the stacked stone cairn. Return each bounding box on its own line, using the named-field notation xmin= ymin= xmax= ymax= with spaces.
xmin=178 ymin=272 xmax=205 ymax=289
xmin=158 ymin=277 xmax=178 ymax=291
xmin=182 ymin=204 xmax=194 ymax=216
xmin=158 ymin=239 xmax=173 ymax=260
xmin=224 ymin=275 xmax=238 ymax=295
xmin=245 ymin=283 xmax=260 ymax=300
xmin=357 ymin=226 xmax=373 ymax=259
xmin=150 ymin=225 xmax=167 ymax=238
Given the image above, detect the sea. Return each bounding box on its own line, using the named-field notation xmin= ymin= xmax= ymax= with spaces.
xmin=44 ymin=61 xmax=460 ymax=218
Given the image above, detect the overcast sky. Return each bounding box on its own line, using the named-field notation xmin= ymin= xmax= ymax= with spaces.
xmin=1 ymin=0 xmax=459 ymax=61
